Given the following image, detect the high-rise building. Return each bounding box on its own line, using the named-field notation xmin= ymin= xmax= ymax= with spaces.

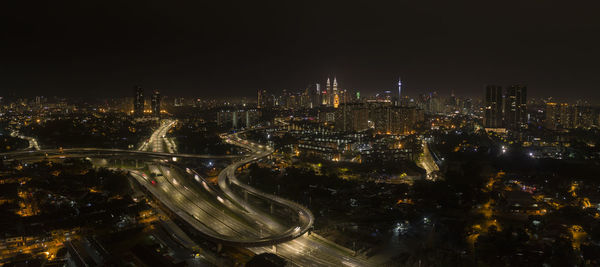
xmin=301 ymin=88 xmax=311 ymax=108
xmin=341 ymin=89 xmax=348 ymax=104
xmin=364 ymin=102 xmax=423 ymax=135
xmin=151 ymin=90 xmax=161 ymax=116
xmin=334 ymin=103 xmax=369 ymax=132
xmin=390 ymin=106 xmax=422 ymax=135
xmin=504 ymin=85 xmax=527 ymax=129
xmin=484 ymin=85 xmax=503 ymax=128
xmin=332 ymin=77 xmax=339 ymax=108
xmin=573 ymin=103 xmax=594 ymax=129
xmin=333 ymin=94 xmax=340 ymax=108
xmin=544 ymin=102 xmax=560 ymax=130
xmin=256 ymin=90 xmax=273 ymax=109
xmin=397 ymin=77 xmax=402 ymax=106
xmin=133 ymin=86 xmax=144 ymax=116
xmin=277 ymin=89 xmax=287 ymax=107
xmin=544 ymin=102 xmax=578 ymax=130
xmin=313 ymin=83 xmax=321 ymax=108
xmin=257 ymin=89 xmax=264 ymax=109
xmin=323 ymin=77 xmax=331 ymax=106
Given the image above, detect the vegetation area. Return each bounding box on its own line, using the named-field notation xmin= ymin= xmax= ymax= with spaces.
xmin=19 ymin=116 xmax=155 ymax=149
xmin=0 ymin=135 xmax=29 ymax=152
xmin=170 ymin=122 xmax=243 ymax=155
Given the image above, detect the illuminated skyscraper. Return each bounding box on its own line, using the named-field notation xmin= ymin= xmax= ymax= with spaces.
xmin=395 ymin=77 xmax=403 ymax=106
xmin=133 ymin=86 xmax=144 ymax=116
xmin=333 ymin=77 xmax=339 ymax=107
xmin=307 ymin=83 xmax=321 ymax=108
xmin=151 ymin=90 xmax=161 ymax=116
xmin=333 ymin=94 xmax=340 ymax=108
xmin=257 ymin=89 xmax=264 ymax=108
xmin=398 ymin=77 xmax=402 ymax=97
xmin=314 ymin=83 xmax=321 ymax=108
xmin=484 ymin=85 xmax=503 ymax=128
xmin=544 ymin=102 xmax=559 ymax=130
xmin=323 ymin=77 xmax=331 ymax=106
xmin=504 ymin=85 xmax=527 ymax=129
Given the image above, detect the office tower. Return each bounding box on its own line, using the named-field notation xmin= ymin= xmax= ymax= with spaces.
xmin=300 ymin=88 xmax=310 ymax=108
xmin=313 ymin=83 xmax=321 ymax=108
xmin=323 ymin=77 xmax=331 ymax=106
xmin=484 ymin=85 xmax=503 ymax=128
xmin=134 ymin=86 xmax=144 ymax=116
xmin=257 ymin=89 xmax=269 ymax=109
xmin=279 ymin=89 xmax=288 ymax=107
xmin=423 ymin=92 xmax=443 ymax=114
xmin=333 ymin=94 xmax=340 ymax=108
xmin=257 ymin=89 xmax=263 ymax=108
xmin=397 ymin=77 xmax=402 ymax=106
xmin=332 ymin=77 xmax=339 ymax=107
xmin=505 ymin=85 xmax=527 ymax=129
xmin=266 ymin=93 xmax=275 ymax=108
xmin=151 ymin=90 xmax=161 ymax=116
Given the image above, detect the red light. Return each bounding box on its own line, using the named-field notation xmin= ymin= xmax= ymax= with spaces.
xmin=151 ymin=180 xmax=156 ymax=185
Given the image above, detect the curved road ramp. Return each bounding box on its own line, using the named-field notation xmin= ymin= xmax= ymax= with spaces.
xmin=1 ymin=130 xmax=373 ymax=266
xmin=0 ymin=144 xmax=313 ymax=248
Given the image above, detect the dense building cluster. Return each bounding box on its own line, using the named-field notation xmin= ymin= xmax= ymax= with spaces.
xmin=1 ymin=82 xmax=600 ymax=266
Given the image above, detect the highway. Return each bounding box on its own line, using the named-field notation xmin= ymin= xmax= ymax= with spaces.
xmin=220 ymin=131 xmax=375 ymax=266
xmin=10 ymin=131 xmax=41 ymax=151
xmin=0 ymin=148 xmax=240 ymax=161
xmin=1 ymin=124 xmax=378 ymax=266
xmin=418 ymin=139 xmax=440 ymax=180
xmin=129 ymin=153 xmax=315 ymax=247
xmin=138 ymin=119 xmax=177 ymax=153
xmin=2 ymin=151 xmax=313 ymax=248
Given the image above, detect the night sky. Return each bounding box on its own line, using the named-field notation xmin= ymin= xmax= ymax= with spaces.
xmin=1 ymin=1 xmax=600 ymax=101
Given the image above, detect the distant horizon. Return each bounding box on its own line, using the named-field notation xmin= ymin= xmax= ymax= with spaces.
xmin=1 ymin=84 xmax=598 ymax=105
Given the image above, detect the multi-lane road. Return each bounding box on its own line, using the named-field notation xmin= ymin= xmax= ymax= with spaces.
xmin=419 ymin=140 xmax=440 ymax=180
xmin=220 ymin=132 xmax=375 ymax=266
xmin=138 ymin=119 xmax=177 ymax=153
xmin=1 ymin=148 xmax=240 ymax=161
xmin=135 ymin=126 xmax=374 ymax=265
xmin=10 ymin=131 xmax=41 ymax=151
xmin=1 ymin=123 xmax=381 ymax=266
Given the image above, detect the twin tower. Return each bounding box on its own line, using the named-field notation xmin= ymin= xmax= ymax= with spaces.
xmin=322 ymin=76 xmax=340 ymax=108
xmin=321 ymin=76 xmax=402 ymax=108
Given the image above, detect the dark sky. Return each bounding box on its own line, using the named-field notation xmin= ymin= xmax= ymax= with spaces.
xmin=1 ymin=0 xmax=600 ymax=101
